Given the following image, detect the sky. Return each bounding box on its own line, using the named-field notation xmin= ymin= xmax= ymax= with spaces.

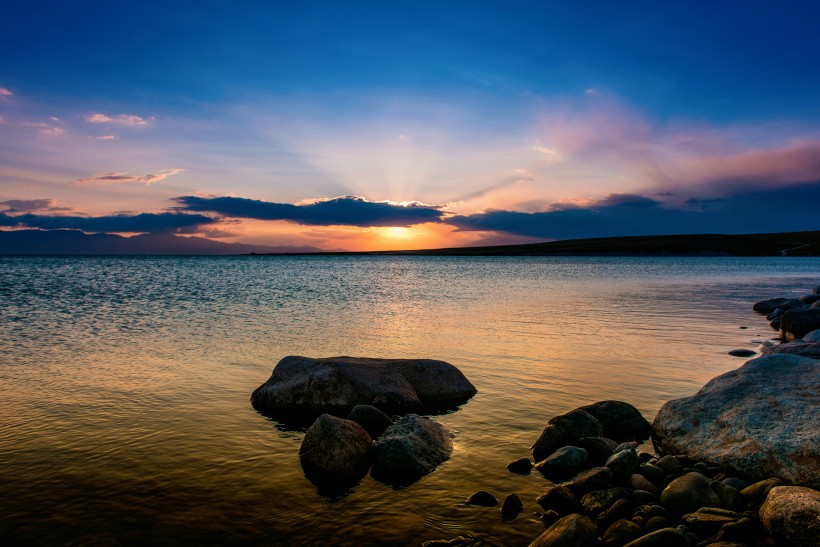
xmin=1 ymin=1 xmax=819 ymax=251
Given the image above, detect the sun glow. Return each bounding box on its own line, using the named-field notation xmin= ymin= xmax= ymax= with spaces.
xmin=382 ymin=226 xmax=413 ymax=239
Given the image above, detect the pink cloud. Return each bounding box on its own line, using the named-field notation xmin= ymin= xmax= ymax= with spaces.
xmin=73 ymin=168 xmax=184 ymax=185
xmin=86 ymin=113 xmax=149 ymax=126
xmin=0 ymin=87 xmax=12 ymax=97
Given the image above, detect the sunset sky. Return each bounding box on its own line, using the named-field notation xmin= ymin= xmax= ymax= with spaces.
xmin=2 ymin=2 xmax=819 ymax=251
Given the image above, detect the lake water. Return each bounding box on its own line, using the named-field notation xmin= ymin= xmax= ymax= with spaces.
xmin=1 ymin=256 xmax=817 ymax=546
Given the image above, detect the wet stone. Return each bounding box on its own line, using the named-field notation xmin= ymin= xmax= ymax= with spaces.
xmin=466 ymin=490 xmax=498 ymax=507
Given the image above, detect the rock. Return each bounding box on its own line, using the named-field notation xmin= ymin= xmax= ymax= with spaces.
xmin=740 ymin=478 xmax=784 ymax=502
xmin=599 ymin=498 xmax=636 ymax=527
xmin=639 ymin=463 xmax=665 ymax=484
xmin=537 ymin=486 xmax=583 ymax=515
xmin=606 ymin=447 xmax=640 ymax=484
xmin=761 ymin=340 xmax=820 ymax=358
xmin=644 ymin=516 xmax=668 ymax=533
xmin=709 ymin=517 xmax=757 ymax=544
xmin=541 ymin=510 xmax=561 ymax=528
xmin=535 ymin=446 xmax=588 ymax=480
xmin=622 ymin=527 xmax=691 ymax=547
xmin=760 ymin=486 xmax=820 ymax=547
xmin=630 ymin=490 xmax=657 ymax=504
xmin=561 ymin=467 xmax=614 ymax=497
xmin=251 ymin=356 xmax=477 ymax=417
xmin=371 ymin=414 xmax=453 ymax=484
xmin=507 ymin=457 xmax=532 ymax=475
xmin=753 ymin=297 xmax=795 ymax=314
xmin=659 ymin=472 xmax=721 ymax=515
xmin=781 ymin=308 xmax=820 ymax=341
xmin=721 ymin=477 xmax=748 ymax=491
xmin=804 ymin=329 xmax=820 ymax=342
xmin=580 ymin=401 xmax=651 ymax=443
xmin=652 ymin=354 xmax=820 ymax=488
xmin=710 ymin=480 xmax=744 ymax=511
xmin=577 ymin=437 xmax=619 ymax=466
xmin=814 ymin=301 xmax=820 ymax=309
xmin=603 ymin=519 xmax=643 ymax=546
xmin=581 ymin=488 xmax=631 ymax=515
xmin=346 ymin=404 xmax=393 ymax=439
xmin=654 ymin=455 xmax=681 ymax=476
xmin=532 ymin=409 xmax=603 ymax=462
xmin=529 ymin=514 xmax=598 ymax=547
xmin=466 ymin=490 xmax=498 ymax=507
xmin=631 ymin=474 xmax=659 ymax=494
xmin=727 ymin=349 xmax=756 ymax=357
xmin=679 ymin=507 xmax=746 ymax=537
xmin=298 ymin=414 xmax=372 ymax=483
xmin=800 ymin=294 xmax=820 ymax=305
xmin=500 ymin=493 xmax=523 ymax=521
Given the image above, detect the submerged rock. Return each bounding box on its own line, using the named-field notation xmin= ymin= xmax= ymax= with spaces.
xmin=299 ymin=414 xmax=372 ymax=483
xmin=652 ymin=354 xmax=820 ymax=488
xmin=532 ymin=409 xmax=603 ymax=462
xmin=251 ymin=356 xmax=476 ymax=420
xmin=371 ymin=414 xmax=453 ymax=485
xmin=759 ymin=486 xmax=820 ymax=547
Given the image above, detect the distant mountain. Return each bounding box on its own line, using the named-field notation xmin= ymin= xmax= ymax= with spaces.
xmin=0 ymin=230 xmax=324 ymax=255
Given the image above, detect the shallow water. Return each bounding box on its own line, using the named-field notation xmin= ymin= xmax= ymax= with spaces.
xmin=0 ymin=256 xmax=817 ymax=545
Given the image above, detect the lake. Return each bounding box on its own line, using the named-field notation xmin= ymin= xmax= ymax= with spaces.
xmin=0 ymin=256 xmax=817 ymax=545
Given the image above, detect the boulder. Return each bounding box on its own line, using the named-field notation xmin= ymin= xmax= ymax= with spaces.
xmin=800 ymin=294 xmax=820 ymax=305
xmin=507 ymin=457 xmax=532 ymax=475
xmin=532 ymin=409 xmax=603 ymax=462
xmin=580 ymin=401 xmax=651 ymax=443
xmin=346 ymin=404 xmax=393 ymax=439
xmin=781 ymin=308 xmax=820 ymax=341
xmin=760 ymin=340 xmax=820 ymax=358
xmin=804 ymin=329 xmax=820 ymax=342
xmin=298 ymin=414 xmax=372 ymax=483
xmin=371 ymin=414 xmax=453 ymax=484
xmin=251 ymin=356 xmax=477 ymax=418
xmin=528 ymin=514 xmax=598 ymax=547
xmin=759 ymin=486 xmax=820 ymax=547
xmin=659 ymin=472 xmax=721 ymax=515
xmin=652 ymin=354 xmax=820 ymax=488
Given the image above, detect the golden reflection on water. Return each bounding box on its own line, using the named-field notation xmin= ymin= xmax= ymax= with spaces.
xmin=0 ymin=256 xmax=818 ymax=545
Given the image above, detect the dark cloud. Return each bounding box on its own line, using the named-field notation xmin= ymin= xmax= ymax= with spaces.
xmin=448 ymin=182 xmax=820 ymax=240
xmin=175 ymin=195 xmax=446 ymax=227
xmin=0 ymin=198 xmax=70 ymax=213
xmin=0 ymin=212 xmax=217 ymax=233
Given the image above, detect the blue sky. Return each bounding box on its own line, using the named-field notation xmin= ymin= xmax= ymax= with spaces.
xmin=1 ymin=1 xmax=819 ymax=250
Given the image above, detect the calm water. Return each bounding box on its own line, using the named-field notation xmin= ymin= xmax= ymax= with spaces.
xmin=1 ymin=256 xmax=817 ymax=546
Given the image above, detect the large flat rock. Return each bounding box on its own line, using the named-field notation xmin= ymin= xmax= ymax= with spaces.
xmin=251 ymin=356 xmax=477 ymax=419
xmin=652 ymin=354 xmax=820 ymax=488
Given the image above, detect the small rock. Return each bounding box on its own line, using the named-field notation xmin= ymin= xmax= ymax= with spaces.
xmin=540 ymin=510 xmax=560 ymax=528
xmin=371 ymin=414 xmax=453 ymax=485
xmin=500 ymin=493 xmax=523 ymax=521
xmin=728 ymin=349 xmax=756 ymax=357
xmin=346 ymin=404 xmax=393 ymax=439
xmin=466 ymin=490 xmax=498 ymax=507
xmin=603 ymin=519 xmax=643 ymax=546
xmin=507 ymin=457 xmax=532 ymax=475
xmin=630 ymin=490 xmax=657 ymax=504
xmin=644 ymin=516 xmax=668 ymax=533
xmin=599 ymin=498 xmax=636 ymax=527
xmin=639 ymin=463 xmax=665 ymax=484
xmin=721 ymin=477 xmax=748 ymax=491
xmin=528 ymin=514 xmax=598 ymax=547
xmin=577 ymin=437 xmax=619 ymax=466
xmin=710 ymin=517 xmax=757 ymax=545
xmin=740 ymin=478 xmax=784 ymax=503
xmin=606 ymin=447 xmax=640 ymax=484
xmin=581 ymin=487 xmax=631 ymax=515
xmin=631 ymin=474 xmax=659 ymax=494
xmin=759 ymin=486 xmax=820 ymax=547
xmin=532 ymin=409 xmax=603 ymax=462
xmin=804 ymin=328 xmax=820 ymax=342
xmin=622 ymin=527 xmax=691 ymax=547
xmin=535 ymin=446 xmax=588 ymax=480
xmin=654 ymin=455 xmax=681 ymax=476
xmin=680 ymin=507 xmax=746 ymax=537
xmin=710 ymin=480 xmax=744 ymax=511
xmin=561 ymin=466 xmax=614 ymax=497
xmin=753 ymin=298 xmax=793 ymax=314
xmin=536 ymin=486 xmax=582 ymax=515
xmin=659 ymin=472 xmax=722 ymax=515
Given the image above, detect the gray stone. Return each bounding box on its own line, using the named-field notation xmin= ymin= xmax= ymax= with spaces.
xmin=603 ymin=519 xmax=643 ymax=546
xmin=371 ymin=414 xmax=453 ymax=484
xmin=560 ymin=466 xmax=614 ymax=497
xmin=761 ymin=340 xmax=820 ymax=358
xmin=622 ymin=527 xmax=691 ymax=547
xmin=466 ymin=490 xmax=498 ymax=507
xmin=659 ymin=472 xmax=722 ymax=515
xmin=580 ymin=400 xmax=651 ymax=443
xmin=251 ymin=356 xmax=477 ymax=416
xmin=759 ymin=486 xmax=820 ymax=547
xmin=536 ymin=485 xmax=583 ymax=515
xmin=804 ymin=329 xmax=820 ymax=342
xmin=528 ymin=514 xmax=598 ymax=547
xmin=298 ymin=414 xmax=372 ymax=482
xmin=500 ymin=493 xmax=523 ymax=521
xmin=781 ymin=308 xmax=820 ymax=341
xmin=577 ymin=436 xmax=618 ymax=466
xmin=606 ymin=447 xmax=640 ymax=484
xmin=346 ymin=404 xmax=393 ymax=439
xmin=652 ymin=354 xmax=820 ymax=488
xmin=727 ymin=349 xmax=756 ymax=357
xmin=532 ymin=409 xmax=603 ymax=462
xmin=536 ymin=446 xmax=588 ymax=480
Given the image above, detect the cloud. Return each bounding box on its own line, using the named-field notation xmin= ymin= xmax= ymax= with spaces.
xmin=86 ymin=113 xmax=149 ymax=126
xmin=73 ymin=168 xmax=184 ymax=185
xmin=95 ymin=135 xmax=116 ymax=140
xmin=0 ymin=87 xmax=11 ymax=97
xmin=0 ymin=212 xmax=217 ymax=233
xmin=447 ymin=182 xmax=820 ymax=240
xmin=0 ymin=198 xmax=71 ymax=213
xmin=175 ymin=195 xmax=447 ymax=227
